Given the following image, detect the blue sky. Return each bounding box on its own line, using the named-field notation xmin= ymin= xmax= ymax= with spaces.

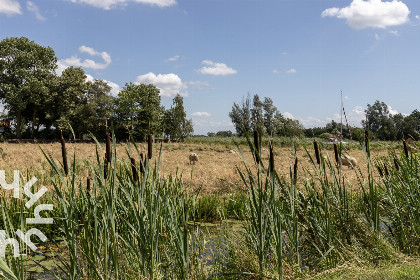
xmin=1 ymin=0 xmax=420 ymax=134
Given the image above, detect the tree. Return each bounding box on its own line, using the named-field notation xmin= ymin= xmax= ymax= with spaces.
xmin=73 ymin=79 xmax=115 ymax=138
xmin=115 ymin=83 xmax=164 ymax=140
xmin=0 ymin=37 xmax=57 ymax=138
xmin=52 ymin=67 xmax=88 ymax=135
xmin=251 ymin=94 xmax=264 ymax=131
xmin=163 ymin=94 xmax=193 ymax=140
xmin=363 ymin=100 xmax=397 ymax=140
xmin=262 ymin=97 xmax=278 ymax=136
xmin=229 ymin=94 xmax=252 ymax=136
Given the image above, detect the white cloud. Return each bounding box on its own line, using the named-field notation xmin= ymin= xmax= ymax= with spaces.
xmin=375 ymin=33 xmax=381 ymax=40
xmin=272 ymin=69 xmax=279 ymax=74
xmin=70 ymin=0 xmax=176 ymax=10
xmin=389 ymin=30 xmax=399 ymax=36
xmin=191 ymin=112 xmax=211 ymax=117
xmin=85 ymin=74 xmax=120 ymax=97
xmin=136 ymin=72 xmax=186 ymax=97
xmin=388 ymin=106 xmax=399 ymax=115
xmin=322 ymin=0 xmax=410 ymax=29
xmin=197 ymin=60 xmax=237 ymax=76
xmin=283 ymin=112 xmax=295 ymax=119
xmin=0 ymin=0 xmax=21 ymax=15
xmin=26 ymin=1 xmax=45 ymax=20
xmin=186 ymin=80 xmax=210 ymax=90
xmin=286 ymin=68 xmax=297 ymax=74
xmin=58 ymin=46 xmax=112 ymax=72
xmin=166 ymin=55 xmax=180 ymax=62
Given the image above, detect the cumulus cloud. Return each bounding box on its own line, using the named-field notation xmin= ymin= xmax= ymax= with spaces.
xmin=322 ymin=0 xmax=410 ymax=29
xmin=70 ymin=0 xmax=176 ymax=10
xmin=389 ymin=30 xmax=399 ymax=36
xmin=58 ymin=46 xmax=112 ymax=73
xmin=136 ymin=72 xmax=186 ymax=97
xmin=197 ymin=60 xmax=237 ymax=76
xmin=286 ymin=68 xmax=297 ymax=74
xmin=191 ymin=112 xmax=211 ymax=117
xmin=85 ymin=74 xmax=121 ymax=96
xmin=283 ymin=112 xmax=295 ymax=119
xmin=27 ymin=1 xmax=45 ymax=20
xmin=272 ymin=69 xmax=279 ymax=74
xmin=0 ymin=0 xmax=21 ymax=15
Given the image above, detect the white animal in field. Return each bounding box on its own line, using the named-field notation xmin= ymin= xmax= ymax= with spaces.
xmin=189 ymin=153 xmax=199 ymax=165
xmin=341 ymin=155 xmax=357 ymax=168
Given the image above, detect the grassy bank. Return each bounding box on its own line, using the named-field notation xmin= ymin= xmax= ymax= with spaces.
xmin=0 ymin=134 xmax=418 ymax=279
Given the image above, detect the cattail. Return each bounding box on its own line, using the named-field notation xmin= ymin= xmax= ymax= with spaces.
xmin=293 ymin=157 xmax=298 ymax=183
xmin=106 ymin=132 xmax=111 ymax=163
xmin=269 ymin=141 xmax=274 ymax=173
xmin=403 ymin=140 xmax=409 ymax=158
xmin=131 ymin=157 xmax=138 ymax=182
xmin=384 ymin=164 xmax=389 ymax=176
xmin=377 ymin=165 xmax=383 ymax=177
xmin=333 ymin=143 xmax=339 ymax=163
xmin=394 ymin=158 xmax=400 ymax=171
xmin=60 ymin=133 xmax=69 ymax=176
xmin=104 ymin=153 xmax=108 ymax=179
xmin=148 ymin=134 xmax=153 ymax=160
xmin=313 ymin=141 xmax=320 ymax=165
xmin=140 ymin=153 xmax=144 ymax=173
xmin=253 ymin=130 xmax=260 ymax=164
xmin=86 ymin=177 xmax=91 ymax=192
xmin=364 ymin=129 xmax=369 ymax=154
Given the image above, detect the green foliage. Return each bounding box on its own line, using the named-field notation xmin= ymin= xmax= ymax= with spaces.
xmin=229 ymin=93 xmax=304 ymax=137
xmin=0 ymin=37 xmax=57 ymax=138
xmin=115 ymin=83 xmax=164 ymax=140
xmin=163 ymin=94 xmax=193 ymax=140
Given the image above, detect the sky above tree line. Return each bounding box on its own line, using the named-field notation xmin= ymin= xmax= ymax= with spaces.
xmin=1 ymin=0 xmax=420 ymax=135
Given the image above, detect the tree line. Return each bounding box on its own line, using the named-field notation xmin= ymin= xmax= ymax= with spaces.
xmin=229 ymin=95 xmax=420 ymax=141
xmin=0 ymin=37 xmax=193 ymax=140
xmin=229 ymin=93 xmax=304 ymax=137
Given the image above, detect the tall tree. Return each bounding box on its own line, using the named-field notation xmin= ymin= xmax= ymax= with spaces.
xmin=363 ymin=100 xmax=397 ymax=140
xmin=262 ymin=97 xmax=278 ymax=136
xmin=251 ymin=94 xmax=264 ymax=131
xmin=0 ymin=37 xmax=57 ymax=138
xmin=73 ymin=79 xmax=115 ymax=138
xmin=163 ymin=94 xmax=193 ymax=140
xmin=229 ymin=94 xmax=252 ymax=136
xmin=115 ymin=83 xmax=164 ymax=140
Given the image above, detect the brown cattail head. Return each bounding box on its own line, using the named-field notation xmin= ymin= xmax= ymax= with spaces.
xmin=394 ymin=158 xmax=400 ymax=171
xmin=104 ymin=153 xmax=108 ymax=179
xmin=148 ymin=134 xmax=153 ymax=160
xmin=60 ymin=134 xmax=69 ymax=176
xmin=140 ymin=153 xmax=144 ymax=173
xmin=313 ymin=141 xmax=320 ymax=165
xmin=376 ymin=165 xmax=383 ymax=177
xmin=333 ymin=143 xmax=339 ymax=163
xmin=87 ymin=177 xmax=91 ymax=192
xmin=106 ymin=132 xmax=111 ymax=163
xmin=384 ymin=164 xmax=389 ymax=176
xmin=364 ymin=129 xmax=369 ymax=153
xmin=293 ymin=157 xmax=298 ymax=183
xmin=253 ymin=130 xmax=260 ymax=164
xmin=131 ymin=157 xmax=138 ymax=182
xmin=269 ymin=141 xmax=274 ymax=173
xmin=403 ymin=140 xmax=409 ymax=158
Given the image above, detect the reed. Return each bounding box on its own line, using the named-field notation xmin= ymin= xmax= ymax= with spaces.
xmin=60 ymin=134 xmax=68 ymax=176
xmin=148 ymin=134 xmax=153 ymax=160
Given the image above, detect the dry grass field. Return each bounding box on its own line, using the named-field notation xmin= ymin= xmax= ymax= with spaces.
xmin=0 ymin=141 xmax=390 ymax=195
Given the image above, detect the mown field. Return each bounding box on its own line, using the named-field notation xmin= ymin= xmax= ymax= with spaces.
xmin=0 ymin=136 xmax=419 ymax=280
xmin=0 ymin=139 xmax=391 ymax=194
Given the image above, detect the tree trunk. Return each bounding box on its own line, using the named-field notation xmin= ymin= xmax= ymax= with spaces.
xmin=16 ymin=110 xmax=22 ymax=139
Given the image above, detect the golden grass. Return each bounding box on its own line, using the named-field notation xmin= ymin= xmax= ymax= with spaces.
xmin=0 ymin=141 xmax=389 ymax=195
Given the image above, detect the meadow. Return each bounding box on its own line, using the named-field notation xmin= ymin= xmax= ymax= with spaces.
xmin=0 ymin=135 xmax=419 ymax=279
